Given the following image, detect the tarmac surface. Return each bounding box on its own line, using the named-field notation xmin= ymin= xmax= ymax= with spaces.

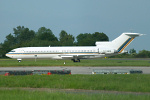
xmin=1 ymin=66 xmax=150 ymax=95
xmin=0 ymin=66 xmax=150 ymax=74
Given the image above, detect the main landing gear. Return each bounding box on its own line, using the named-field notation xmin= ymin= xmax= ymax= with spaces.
xmin=72 ymin=59 xmax=80 ymax=62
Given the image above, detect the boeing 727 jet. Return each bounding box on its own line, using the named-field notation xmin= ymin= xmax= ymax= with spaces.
xmin=6 ymin=32 xmax=142 ymax=62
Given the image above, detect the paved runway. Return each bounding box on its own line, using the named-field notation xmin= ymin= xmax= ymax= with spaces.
xmin=0 ymin=66 xmax=150 ymax=74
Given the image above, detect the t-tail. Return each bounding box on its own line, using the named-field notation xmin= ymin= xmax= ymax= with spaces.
xmin=96 ymin=32 xmax=143 ymax=53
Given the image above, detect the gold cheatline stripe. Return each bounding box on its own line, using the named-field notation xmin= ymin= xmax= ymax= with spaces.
xmin=7 ymin=53 xmax=99 ymax=55
xmin=119 ymin=37 xmax=134 ymax=53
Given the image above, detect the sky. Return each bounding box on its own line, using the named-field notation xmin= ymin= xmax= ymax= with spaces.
xmin=0 ymin=0 xmax=150 ymax=52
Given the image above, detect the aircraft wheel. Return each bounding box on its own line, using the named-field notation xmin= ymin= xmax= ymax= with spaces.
xmin=78 ymin=59 xmax=80 ymax=62
xmin=17 ymin=59 xmax=22 ymax=62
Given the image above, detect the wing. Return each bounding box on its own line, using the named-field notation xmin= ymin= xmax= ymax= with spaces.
xmin=59 ymin=53 xmax=104 ymax=59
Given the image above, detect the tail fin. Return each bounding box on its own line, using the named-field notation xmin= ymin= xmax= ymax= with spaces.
xmin=96 ymin=32 xmax=142 ymax=53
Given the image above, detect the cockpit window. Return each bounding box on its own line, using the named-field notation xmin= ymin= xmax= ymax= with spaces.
xmin=10 ymin=50 xmax=15 ymax=52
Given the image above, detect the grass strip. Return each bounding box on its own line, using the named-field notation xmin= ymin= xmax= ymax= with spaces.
xmin=0 ymin=74 xmax=150 ymax=92
xmin=0 ymin=58 xmax=150 ymax=66
xmin=0 ymin=89 xmax=150 ymax=100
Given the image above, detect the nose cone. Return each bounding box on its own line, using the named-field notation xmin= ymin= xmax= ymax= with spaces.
xmin=5 ymin=53 xmax=12 ymax=58
xmin=6 ymin=53 xmax=9 ymax=57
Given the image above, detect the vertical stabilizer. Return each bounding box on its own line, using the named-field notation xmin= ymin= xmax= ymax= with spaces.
xmin=111 ymin=33 xmax=142 ymax=53
xmin=96 ymin=32 xmax=142 ymax=53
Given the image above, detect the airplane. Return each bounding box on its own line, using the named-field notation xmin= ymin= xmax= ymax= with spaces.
xmin=6 ymin=32 xmax=142 ymax=62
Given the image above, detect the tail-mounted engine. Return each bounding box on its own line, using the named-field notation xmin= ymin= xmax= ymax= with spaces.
xmin=99 ymin=49 xmax=118 ymax=54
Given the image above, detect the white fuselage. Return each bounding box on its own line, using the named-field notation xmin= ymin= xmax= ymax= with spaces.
xmin=6 ymin=46 xmax=116 ymax=60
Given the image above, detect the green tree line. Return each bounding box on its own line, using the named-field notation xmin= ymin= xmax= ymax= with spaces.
xmin=0 ymin=26 xmax=149 ymax=58
xmin=111 ymin=49 xmax=150 ymax=58
xmin=0 ymin=26 xmax=108 ymax=58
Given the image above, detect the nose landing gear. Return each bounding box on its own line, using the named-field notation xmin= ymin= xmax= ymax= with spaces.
xmin=17 ymin=59 xmax=22 ymax=62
